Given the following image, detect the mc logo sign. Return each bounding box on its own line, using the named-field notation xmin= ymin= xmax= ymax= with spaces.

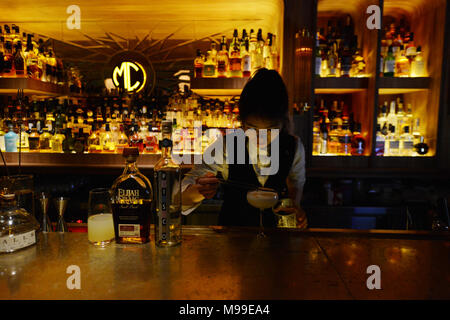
xmin=113 ymin=61 xmax=147 ymax=93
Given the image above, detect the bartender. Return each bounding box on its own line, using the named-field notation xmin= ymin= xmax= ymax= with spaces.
xmin=181 ymin=68 xmax=307 ymax=228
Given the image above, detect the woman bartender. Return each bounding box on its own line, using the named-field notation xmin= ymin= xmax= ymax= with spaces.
xmin=181 ymin=68 xmax=307 ymax=228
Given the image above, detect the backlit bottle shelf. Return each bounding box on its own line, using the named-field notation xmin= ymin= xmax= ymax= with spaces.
xmin=314 ymin=77 xmax=369 ymax=94
xmin=190 ymin=77 xmax=249 ymax=97
xmin=0 ymin=77 xmax=80 ymax=97
xmin=378 ymin=77 xmax=431 ymax=94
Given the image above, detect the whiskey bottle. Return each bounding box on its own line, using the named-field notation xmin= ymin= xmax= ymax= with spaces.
xmin=154 ymin=120 xmax=182 ymax=247
xmin=111 ymin=147 xmax=153 ymax=244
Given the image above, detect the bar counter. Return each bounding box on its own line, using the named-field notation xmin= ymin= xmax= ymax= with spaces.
xmin=0 ymin=226 xmax=449 ymax=300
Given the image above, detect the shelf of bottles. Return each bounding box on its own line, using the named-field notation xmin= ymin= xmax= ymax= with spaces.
xmin=314 ymin=14 xmax=369 ymax=81
xmin=0 ymin=92 xmax=240 ymax=158
xmin=312 ymin=4 xmax=374 ymax=158
xmin=375 ymin=96 xmax=430 ymax=157
xmin=0 ymin=24 xmax=83 ymax=96
xmin=312 ymin=96 xmax=368 ymax=156
xmin=379 ymin=17 xmax=428 ymax=81
xmin=374 ymin=0 xmax=446 ymax=159
xmin=311 ymin=0 xmax=445 ymax=160
xmin=191 ymin=28 xmax=280 ymax=96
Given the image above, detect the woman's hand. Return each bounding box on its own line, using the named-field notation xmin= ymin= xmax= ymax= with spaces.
xmin=273 ymin=205 xmax=308 ymax=229
xmin=195 ymin=172 xmax=220 ymax=199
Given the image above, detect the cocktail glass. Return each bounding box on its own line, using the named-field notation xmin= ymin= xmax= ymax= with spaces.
xmin=246 ymin=189 xmax=279 ymax=238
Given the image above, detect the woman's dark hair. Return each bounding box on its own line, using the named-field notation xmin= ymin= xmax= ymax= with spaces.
xmin=239 ymin=68 xmax=290 ymax=131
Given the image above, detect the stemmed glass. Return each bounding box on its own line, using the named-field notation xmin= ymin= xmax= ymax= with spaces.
xmin=246 ymin=188 xmax=279 ymax=238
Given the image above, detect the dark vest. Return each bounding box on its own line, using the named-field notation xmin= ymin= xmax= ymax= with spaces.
xmin=219 ymin=131 xmax=297 ymax=227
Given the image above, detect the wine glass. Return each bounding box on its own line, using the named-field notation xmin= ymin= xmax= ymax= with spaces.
xmin=246 ymin=188 xmax=279 ymax=238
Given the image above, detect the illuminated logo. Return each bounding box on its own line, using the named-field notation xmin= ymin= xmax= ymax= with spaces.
xmin=112 ymin=61 xmax=147 ymax=93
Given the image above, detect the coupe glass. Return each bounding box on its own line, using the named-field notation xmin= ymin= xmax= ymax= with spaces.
xmin=246 ymin=188 xmax=279 ymax=238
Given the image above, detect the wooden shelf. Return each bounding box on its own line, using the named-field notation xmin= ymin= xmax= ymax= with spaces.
xmin=0 ymin=77 xmax=75 ymax=97
xmin=314 ymin=77 xmax=369 ymax=93
xmin=378 ymin=77 xmax=431 ymax=94
xmin=1 ymin=152 xmax=194 ymax=172
xmin=190 ymin=77 xmax=249 ymax=96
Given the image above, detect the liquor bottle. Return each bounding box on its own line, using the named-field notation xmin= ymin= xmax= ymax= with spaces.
xmin=400 ymin=126 xmax=414 ymax=156
xmin=319 ymin=120 xmax=328 ymax=154
xmin=414 ymin=136 xmax=429 ymax=156
xmin=404 ymin=103 xmax=413 ymax=130
xmin=217 ymin=36 xmax=229 ymax=78
xmin=115 ymin=125 xmax=129 ymax=154
xmin=387 ymin=125 xmax=400 ymax=156
xmin=2 ymin=40 xmax=15 ymax=76
xmin=194 ymin=49 xmax=204 ymax=78
xmin=395 ymin=45 xmax=410 ymax=77
xmin=351 ymin=122 xmax=365 ymax=156
xmin=410 ymin=46 xmax=426 ymax=77
xmin=330 ymin=100 xmax=342 ymax=128
xmin=154 ymin=120 xmax=182 ymax=247
xmin=12 ymin=41 xmax=26 ymax=77
xmin=37 ymin=39 xmax=47 ymax=81
xmin=47 ymin=49 xmax=57 ymax=84
xmin=51 ymin=128 xmax=65 ymax=153
xmin=312 ymin=115 xmax=321 ymax=155
xmin=129 ymin=125 xmax=144 ymax=153
xmin=229 ymin=32 xmax=242 ymax=78
xmin=327 ymin=42 xmax=338 ymax=77
xmin=0 ymin=191 xmax=40 ymax=254
xmin=62 ymin=128 xmax=75 ymax=153
xmin=375 ymin=124 xmax=385 ymax=156
xmin=74 ymin=128 xmax=86 ymax=153
xmin=202 ymin=50 xmax=216 ymax=77
xmin=28 ymin=127 xmax=40 ymax=151
xmin=24 ymin=34 xmax=38 ymax=79
xmin=339 ymin=123 xmax=352 ymax=155
xmin=262 ymin=33 xmax=272 ymax=69
xmin=241 ymin=38 xmax=251 ymax=77
xmin=377 ymin=102 xmax=388 ymax=128
xmin=17 ymin=124 xmax=29 ymax=151
xmin=87 ymin=123 xmax=102 ymax=153
xmin=4 ymin=124 xmax=17 ymax=152
xmin=386 ymin=100 xmax=397 ymax=129
xmin=255 ymin=29 xmax=265 ymax=70
xmin=270 ymin=33 xmax=279 ymax=72
xmin=315 ymin=33 xmax=322 ymax=77
xmin=39 ymin=126 xmax=52 ymax=152
xmin=0 ymin=36 xmax=4 ymax=75
xmin=383 ymin=46 xmax=395 ymax=77
xmin=210 ymin=41 xmax=217 ymax=67
xmin=328 ymin=124 xmax=340 ymax=155
xmin=110 ymin=147 xmax=154 ymax=247
xmin=340 ymin=41 xmax=352 ymax=77
xmin=405 ymin=32 xmax=416 ymax=61
xmin=229 ymin=29 xmax=239 ymax=56
xmin=101 ymin=123 xmax=115 ymax=152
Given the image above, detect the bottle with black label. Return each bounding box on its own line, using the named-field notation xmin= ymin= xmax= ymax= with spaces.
xmin=154 ymin=120 xmax=182 ymax=247
xmin=111 ymin=147 xmax=153 ymax=244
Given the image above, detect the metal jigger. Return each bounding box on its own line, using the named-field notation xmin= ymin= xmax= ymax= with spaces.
xmin=39 ymin=193 xmax=53 ymax=232
xmin=54 ymin=197 xmax=69 ymax=233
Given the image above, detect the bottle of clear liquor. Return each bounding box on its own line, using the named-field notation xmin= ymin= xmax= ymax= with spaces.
xmin=111 ymin=147 xmax=153 ymax=244
xmin=400 ymin=126 xmax=414 ymax=156
xmin=154 ymin=120 xmax=182 ymax=247
xmin=0 ymin=191 xmax=40 ymax=253
xmin=387 ymin=125 xmax=400 ymax=156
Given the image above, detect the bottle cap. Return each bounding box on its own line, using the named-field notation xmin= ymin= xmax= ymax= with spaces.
xmin=123 ymin=147 xmax=139 ymax=158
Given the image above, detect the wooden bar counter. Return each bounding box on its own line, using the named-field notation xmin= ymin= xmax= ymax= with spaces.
xmin=0 ymin=226 xmax=449 ymax=300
